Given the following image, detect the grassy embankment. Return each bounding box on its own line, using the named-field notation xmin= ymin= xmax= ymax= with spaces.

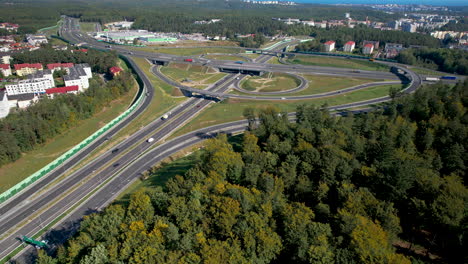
xmin=160 ymin=63 xmax=227 ymax=89
xmin=171 ymin=83 xmax=403 ymax=138
xmin=131 ymin=46 xmax=242 ymax=56
xmin=204 ymin=54 xmax=248 ymax=62
xmin=240 ymin=73 xmax=300 ymax=92
xmin=232 ymin=75 xmax=381 ymax=96
xmin=288 ymin=55 xmax=390 ymax=71
xmin=79 ymin=22 xmax=97 ymax=32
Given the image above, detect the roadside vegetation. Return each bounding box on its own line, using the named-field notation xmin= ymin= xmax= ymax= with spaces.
xmin=160 ymin=63 xmax=227 ymax=89
xmin=173 ymin=83 xmax=403 ymax=137
xmin=204 ymin=54 xmax=248 ymax=62
xmin=240 ymin=73 xmax=300 ymax=92
xmin=132 ymin=47 xmax=242 ymax=56
xmin=287 ymin=55 xmax=390 ymax=71
xmin=40 ymin=80 xmax=467 ymax=264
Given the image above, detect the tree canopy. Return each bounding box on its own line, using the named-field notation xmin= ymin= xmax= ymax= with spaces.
xmin=40 ymin=80 xmax=468 ymax=263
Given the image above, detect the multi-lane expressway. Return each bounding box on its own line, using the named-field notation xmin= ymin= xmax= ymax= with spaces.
xmin=0 ymin=16 xmax=421 ymax=262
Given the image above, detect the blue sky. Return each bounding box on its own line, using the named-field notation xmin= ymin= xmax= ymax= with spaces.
xmin=293 ymin=0 xmax=467 ymax=6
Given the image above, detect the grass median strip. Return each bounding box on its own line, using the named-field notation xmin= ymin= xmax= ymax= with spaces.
xmin=172 ymin=83 xmax=402 ymax=138
xmin=288 ymin=55 xmax=389 ymax=71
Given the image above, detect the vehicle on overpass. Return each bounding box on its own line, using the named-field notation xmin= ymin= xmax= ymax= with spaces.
xmin=425 ymin=77 xmax=440 ymax=82
xmin=441 ymin=76 xmax=456 ymax=80
xmin=184 ymin=58 xmax=193 ymax=62
xmin=21 ymin=235 xmax=47 ymax=249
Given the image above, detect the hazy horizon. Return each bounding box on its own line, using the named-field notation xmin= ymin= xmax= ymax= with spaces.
xmin=291 ymin=0 xmax=467 ymax=6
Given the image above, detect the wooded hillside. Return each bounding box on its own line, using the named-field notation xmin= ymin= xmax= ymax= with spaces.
xmin=39 ymin=80 xmax=468 ymax=263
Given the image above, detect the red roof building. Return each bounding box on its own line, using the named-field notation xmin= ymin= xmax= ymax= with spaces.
xmin=0 ymin=64 xmax=10 ymax=70
xmin=73 ymin=49 xmax=88 ymax=53
xmin=363 ymin=43 xmax=375 ymax=55
xmin=109 ymin=66 xmax=123 ymax=76
xmin=45 ymin=85 xmax=79 ymax=94
xmin=324 ymin=41 xmax=336 ymax=52
xmin=14 ymin=63 xmax=43 ymax=70
xmin=47 ymin=63 xmax=74 ymax=70
xmin=324 ymin=40 xmax=335 ymax=45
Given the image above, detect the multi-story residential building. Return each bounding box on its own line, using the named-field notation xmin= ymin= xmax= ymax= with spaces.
xmin=343 ymin=41 xmax=355 ymax=52
xmin=26 ymin=35 xmax=48 ymax=46
xmin=1 ymin=55 xmax=11 ymax=64
xmin=5 ymin=78 xmax=52 ymax=95
xmin=0 ymin=64 xmax=12 ymax=77
xmin=362 ymin=40 xmax=379 ymax=50
xmin=402 ymin=22 xmax=417 ymax=33
xmin=14 ymin=63 xmax=43 ymax=76
xmin=47 ymin=63 xmax=74 ymax=73
xmin=64 ymin=64 xmax=92 ymax=91
xmin=385 ymin=43 xmax=404 ymax=51
xmin=363 ymin=43 xmax=374 ymax=54
xmin=0 ymin=23 xmax=19 ymax=31
xmin=324 ymin=41 xmax=336 ymax=52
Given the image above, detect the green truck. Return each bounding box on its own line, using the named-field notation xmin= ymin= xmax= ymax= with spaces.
xmin=22 ymin=236 xmax=48 ymax=248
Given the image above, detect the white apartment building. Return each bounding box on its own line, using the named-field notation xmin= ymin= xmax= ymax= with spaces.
xmin=343 ymin=41 xmax=355 ymax=52
xmin=363 ymin=43 xmax=374 ymax=54
xmin=0 ymin=64 xmax=12 ymax=77
xmin=64 ymin=64 xmax=92 ymax=91
xmin=5 ymin=70 xmax=55 ymax=95
xmin=324 ymin=41 xmax=336 ymax=52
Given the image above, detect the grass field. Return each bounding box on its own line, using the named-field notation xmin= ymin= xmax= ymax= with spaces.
xmin=267 ymin=57 xmax=283 ymax=64
xmin=115 ymin=151 xmax=200 ymax=205
xmin=243 ymin=53 xmax=261 ymax=59
xmin=48 ymin=37 xmax=68 ymax=46
xmin=171 ymin=83 xmax=402 ymax=138
xmin=240 ymin=73 xmax=300 ymax=92
xmin=38 ymin=20 xmax=62 ymax=36
xmin=409 ymin=67 xmax=442 ymax=76
xmin=80 ymin=22 xmax=97 ymax=32
xmin=131 ymin=46 xmax=242 ymax=56
xmin=204 ymin=54 xmax=248 ymax=62
xmin=232 ymin=75 xmax=379 ymax=96
xmin=0 ymin=76 xmax=139 ymax=191
xmin=288 ymin=55 xmax=389 ymax=71
xmin=160 ymin=63 xmax=227 ymax=89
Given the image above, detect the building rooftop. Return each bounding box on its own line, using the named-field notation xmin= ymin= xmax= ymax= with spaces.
xmin=109 ymin=66 xmax=122 ymax=74
xmin=345 ymin=41 xmax=355 ymax=45
xmin=46 ymin=86 xmax=79 ymax=94
xmin=47 ymin=63 xmax=74 ymax=70
xmin=324 ymin=41 xmax=336 ymax=45
xmin=64 ymin=66 xmax=87 ymax=81
xmin=14 ymin=63 xmax=43 ymax=70
xmin=28 ymin=69 xmax=52 ymax=79
xmin=364 ymin=43 xmax=374 ymax=48
xmin=7 ymin=93 xmax=35 ymax=101
xmin=0 ymin=64 xmax=10 ymax=70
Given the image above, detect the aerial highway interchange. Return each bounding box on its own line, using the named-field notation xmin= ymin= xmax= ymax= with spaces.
xmin=0 ymin=16 xmax=423 ymax=262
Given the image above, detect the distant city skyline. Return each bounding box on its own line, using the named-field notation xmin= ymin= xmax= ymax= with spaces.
xmin=293 ymin=0 xmax=467 ymax=6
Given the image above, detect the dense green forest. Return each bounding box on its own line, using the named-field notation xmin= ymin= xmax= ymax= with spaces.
xmin=396 ymin=48 xmax=468 ymax=75
xmin=440 ymin=18 xmax=468 ymax=32
xmin=39 ymin=80 xmax=468 ymax=263
xmin=0 ymin=65 xmax=134 ymax=167
xmin=0 ymin=0 xmax=399 ymax=33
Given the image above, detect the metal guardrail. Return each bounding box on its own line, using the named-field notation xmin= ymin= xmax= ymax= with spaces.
xmin=0 ymin=65 xmax=145 ymax=204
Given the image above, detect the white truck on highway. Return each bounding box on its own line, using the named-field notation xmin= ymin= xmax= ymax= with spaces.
xmin=147 ymin=138 xmax=154 ymax=143
xmin=425 ymin=77 xmax=440 ymax=82
xmin=161 ymin=114 xmax=169 ymax=120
